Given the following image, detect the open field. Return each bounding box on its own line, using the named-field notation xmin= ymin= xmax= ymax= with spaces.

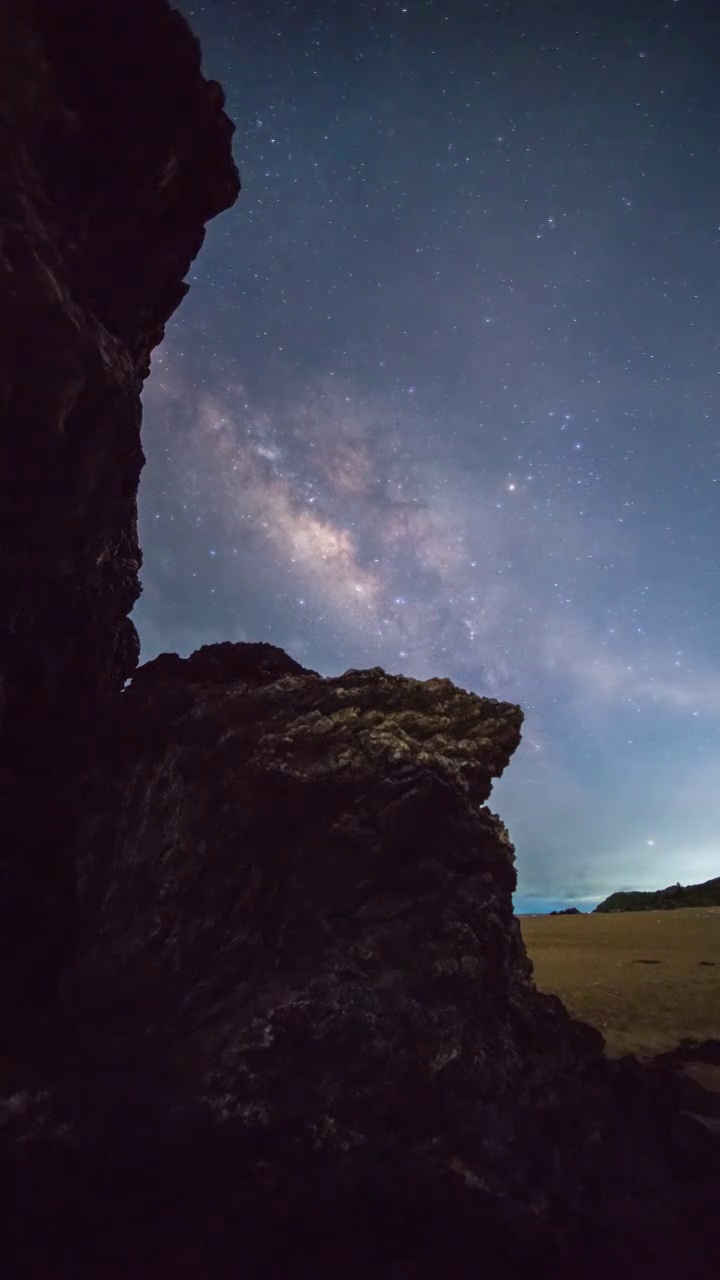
xmin=520 ymin=907 xmax=720 ymax=1062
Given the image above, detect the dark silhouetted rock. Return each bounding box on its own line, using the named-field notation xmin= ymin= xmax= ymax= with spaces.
xmin=0 ymin=0 xmax=239 ymax=766
xmin=0 ymin=0 xmax=239 ymax=1041
xmin=549 ymin=907 xmax=582 ymax=915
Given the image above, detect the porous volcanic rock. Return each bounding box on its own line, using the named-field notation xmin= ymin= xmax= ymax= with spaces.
xmin=34 ymin=645 xmax=538 ymax=1126
xmin=2 ymin=643 xmax=719 ymax=1277
xmin=0 ymin=0 xmax=239 ymax=1038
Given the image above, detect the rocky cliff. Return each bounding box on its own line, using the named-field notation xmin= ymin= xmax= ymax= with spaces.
xmin=0 ymin=0 xmax=239 ymax=1038
xmin=1 ymin=3 xmax=719 ymax=1277
xmin=3 ymin=643 xmax=720 ymax=1279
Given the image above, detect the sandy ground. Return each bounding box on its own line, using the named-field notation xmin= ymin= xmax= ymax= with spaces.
xmin=520 ymin=907 xmax=720 ymax=1062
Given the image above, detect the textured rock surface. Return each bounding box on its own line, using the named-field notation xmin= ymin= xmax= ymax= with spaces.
xmin=32 ymin=645 xmax=537 ymax=1129
xmin=0 ymin=0 xmax=239 ymax=1037
xmin=2 ymin=642 xmax=719 ymax=1276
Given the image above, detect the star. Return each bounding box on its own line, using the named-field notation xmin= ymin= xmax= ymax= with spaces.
xmin=134 ymin=0 xmax=720 ymax=910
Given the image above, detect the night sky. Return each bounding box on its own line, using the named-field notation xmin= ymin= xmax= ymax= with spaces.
xmin=134 ymin=0 xmax=720 ymax=911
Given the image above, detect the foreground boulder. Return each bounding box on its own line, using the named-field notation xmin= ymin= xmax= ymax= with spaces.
xmin=3 ymin=643 xmax=720 ymax=1276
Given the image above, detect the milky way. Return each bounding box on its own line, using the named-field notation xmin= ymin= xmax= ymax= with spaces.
xmin=135 ymin=0 xmax=720 ymax=908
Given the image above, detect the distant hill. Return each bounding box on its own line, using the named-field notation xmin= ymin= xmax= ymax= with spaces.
xmin=594 ymin=875 xmax=720 ymax=914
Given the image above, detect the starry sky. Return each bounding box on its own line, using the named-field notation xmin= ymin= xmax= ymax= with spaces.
xmin=134 ymin=0 xmax=720 ymax=911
